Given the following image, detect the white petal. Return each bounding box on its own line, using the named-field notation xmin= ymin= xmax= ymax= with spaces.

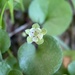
xmin=32 ymin=23 xmax=40 ymax=28
xmin=27 ymin=36 xmax=33 ymax=43
xmin=30 ymin=28 xmax=35 ymax=32
xmin=32 ymin=37 xmax=38 ymax=42
xmin=36 ymin=28 xmax=42 ymax=33
xmin=36 ymin=38 xmax=44 ymax=45
xmin=37 ymin=34 xmax=43 ymax=39
xmin=22 ymin=32 xmax=26 ymax=37
xmin=25 ymin=29 xmax=30 ymax=34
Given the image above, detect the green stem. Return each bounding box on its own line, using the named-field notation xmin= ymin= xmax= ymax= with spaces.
xmin=8 ymin=50 xmax=14 ymax=57
xmin=54 ymin=36 xmax=71 ymax=50
xmin=20 ymin=0 xmax=24 ymax=11
xmin=0 ymin=2 xmax=8 ymax=29
xmin=8 ymin=0 xmax=14 ymax=24
xmin=0 ymin=51 xmax=3 ymax=61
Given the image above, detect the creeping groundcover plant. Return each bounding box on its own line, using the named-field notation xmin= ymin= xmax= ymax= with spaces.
xmin=0 ymin=0 xmax=75 ymax=75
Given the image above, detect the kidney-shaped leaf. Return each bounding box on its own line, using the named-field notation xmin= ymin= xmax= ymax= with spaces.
xmin=29 ymin=0 xmax=46 ymax=24
xmin=68 ymin=61 xmax=75 ymax=75
xmin=72 ymin=0 xmax=75 ymax=8
xmin=8 ymin=69 xmax=23 ymax=75
xmin=29 ymin=0 xmax=72 ymax=35
xmin=0 ymin=61 xmax=11 ymax=75
xmin=5 ymin=56 xmax=17 ymax=68
xmin=18 ymin=35 xmax=63 ymax=75
xmin=0 ymin=29 xmax=11 ymax=53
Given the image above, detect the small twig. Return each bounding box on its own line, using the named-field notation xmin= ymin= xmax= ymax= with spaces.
xmin=9 ymin=22 xmax=32 ymax=37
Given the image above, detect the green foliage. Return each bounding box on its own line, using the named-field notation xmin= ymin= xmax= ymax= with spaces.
xmin=29 ymin=0 xmax=72 ymax=35
xmin=29 ymin=0 xmax=46 ymax=24
xmin=14 ymin=0 xmax=32 ymax=11
xmin=13 ymin=63 xmax=22 ymax=71
xmin=0 ymin=0 xmax=32 ymax=25
xmin=0 ymin=51 xmax=2 ymax=61
xmin=18 ymin=35 xmax=63 ymax=75
xmin=0 ymin=29 xmax=11 ymax=53
xmin=68 ymin=61 xmax=75 ymax=75
xmin=72 ymin=0 xmax=75 ymax=8
xmin=5 ymin=56 xmax=17 ymax=68
xmin=0 ymin=1 xmax=7 ymax=28
xmin=8 ymin=69 xmax=23 ymax=75
xmin=0 ymin=0 xmax=7 ymax=10
xmin=0 ymin=0 xmax=73 ymax=75
xmin=8 ymin=0 xmax=14 ymax=23
xmin=54 ymin=64 xmax=69 ymax=75
xmin=0 ymin=61 xmax=11 ymax=75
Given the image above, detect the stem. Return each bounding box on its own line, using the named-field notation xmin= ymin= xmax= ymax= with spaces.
xmin=0 ymin=51 xmax=3 ymax=61
xmin=8 ymin=50 xmax=14 ymax=57
xmin=20 ymin=0 xmax=24 ymax=11
xmin=54 ymin=36 xmax=71 ymax=50
xmin=0 ymin=2 xmax=8 ymax=29
xmin=8 ymin=0 xmax=14 ymax=24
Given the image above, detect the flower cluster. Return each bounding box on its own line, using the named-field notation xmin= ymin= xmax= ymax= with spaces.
xmin=23 ymin=23 xmax=47 ymax=45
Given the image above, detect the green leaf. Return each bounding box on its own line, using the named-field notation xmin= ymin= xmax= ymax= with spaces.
xmin=1 ymin=19 xmax=6 ymax=30
xmin=0 ymin=15 xmax=6 ymax=30
xmin=18 ymin=35 xmax=63 ymax=75
xmin=13 ymin=63 xmax=22 ymax=71
xmin=54 ymin=64 xmax=69 ymax=75
xmin=0 ymin=61 xmax=11 ymax=75
xmin=68 ymin=61 xmax=75 ymax=75
xmin=0 ymin=29 xmax=11 ymax=53
xmin=0 ymin=1 xmax=8 ymax=28
xmin=8 ymin=69 xmax=23 ymax=75
xmin=5 ymin=56 xmax=17 ymax=68
xmin=0 ymin=0 xmax=7 ymax=10
xmin=72 ymin=0 xmax=75 ymax=8
xmin=29 ymin=0 xmax=46 ymax=24
xmin=29 ymin=0 xmax=72 ymax=35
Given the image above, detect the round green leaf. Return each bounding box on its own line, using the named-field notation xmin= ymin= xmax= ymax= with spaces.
xmin=0 ymin=61 xmax=11 ymax=75
xmin=0 ymin=29 xmax=11 ymax=53
xmin=29 ymin=0 xmax=46 ymax=24
xmin=18 ymin=35 xmax=63 ymax=75
xmin=5 ymin=56 xmax=17 ymax=68
xmin=8 ymin=69 xmax=23 ymax=75
xmin=13 ymin=63 xmax=21 ymax=71
xmin=29 ymin=0 xmax=72 ymax=35
xmin=72 ymin=0 xmax=75 ymax=8
xmin=68 ymin=61 xmax=75 ymax=75
xmin=43 ymin=0 xmax=72 ymax=35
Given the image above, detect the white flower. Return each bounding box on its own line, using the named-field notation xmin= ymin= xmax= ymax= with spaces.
xmin=23 ymin=23 xmax=47 ymax=45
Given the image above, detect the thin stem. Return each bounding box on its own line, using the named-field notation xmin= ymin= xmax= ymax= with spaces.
xmin=20 ymin=0 xmax=24 ymax=11
xmin=54 ymin=36 xmax=71 ymax=50
xmin=8 ymin=50 xmax=14 ymax=57
xmin=8 ymin=0 xmax=14 ymax=24
xmin=0 ymin=2 xmax=8 ymax=28
xmin=0 ymin=51 xmax=3 ymax=61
